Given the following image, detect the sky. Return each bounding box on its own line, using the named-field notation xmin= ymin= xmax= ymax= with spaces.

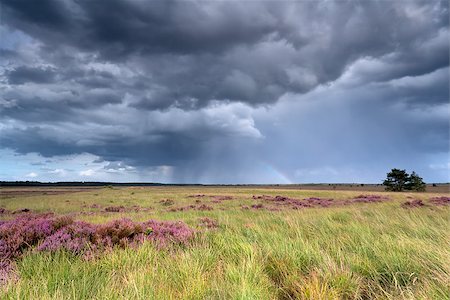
xmin=0 ymin=0 xmax=449 ymax=184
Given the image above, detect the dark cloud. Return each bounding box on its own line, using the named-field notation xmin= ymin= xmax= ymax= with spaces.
xmin=2 ymin=0 xmax=447 ymax=107
xmin=1 ymin=0 xmax=69 ymax=29
xmin=0 ymin=0 xmax=448 ymax=182
xmin=6 ymin=66 xmax=56 ymax=84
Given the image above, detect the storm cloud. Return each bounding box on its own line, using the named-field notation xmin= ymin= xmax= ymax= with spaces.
xmin=0 ymin=0 xmax=448 ymax=183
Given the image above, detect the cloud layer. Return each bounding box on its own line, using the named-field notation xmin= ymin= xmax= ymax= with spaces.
xmin=0 ymin=0 xmax=448 ymax=183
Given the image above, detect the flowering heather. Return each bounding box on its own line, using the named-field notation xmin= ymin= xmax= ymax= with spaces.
xmin=429 ymin=196 xmax=450 ymax=206
xmin=141 ymin=220 xmax=195 ymax=247
xmin=0 ymin=214 xmax=195 ymax=284
xmin=0 ymin=213 xmax=55 ymax=260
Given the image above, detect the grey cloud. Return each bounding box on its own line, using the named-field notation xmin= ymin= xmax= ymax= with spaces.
xmin=6 ymin=66 xmax=57 ymax=85
xmin=1 ymin=0 xmax=447 ymax=109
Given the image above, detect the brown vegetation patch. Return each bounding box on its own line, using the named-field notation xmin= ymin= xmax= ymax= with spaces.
xmin=198 ymin=217 xmax=219 ymax=229
xmin=211 ymin=195 xmax=233 ymax=201
xmin=159 ymin=199 xmax=175 ymax=206
xmin=350 ymin=194 xmax=388 ymax=203
xmin=187 ymin=194 xmax=206 ymax=198
xmin=104 ymin=206 xmax=126 ymax=212
xmin=303 ymin=197 xmax=334 ymax=207
xmin=251 ymin=203 xmax=265 ymax=209
xmin=401 ymin=199 xmax=426 ymax=208
xmin=12 ymin=208 xmax=31 ymax=214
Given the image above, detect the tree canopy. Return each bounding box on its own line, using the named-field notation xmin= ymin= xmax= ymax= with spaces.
xmin=383 ymin=169 xmax=426 ymax=192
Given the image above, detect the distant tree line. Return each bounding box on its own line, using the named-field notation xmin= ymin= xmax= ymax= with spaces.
xmin=383 ymin=169 xmax=426 ymax=192
xmin=0 ymin=181 xmax=202 ymax=187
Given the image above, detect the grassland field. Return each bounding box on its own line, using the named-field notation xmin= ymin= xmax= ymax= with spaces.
xmin=0 ymin=186 xmax=449 ymax=299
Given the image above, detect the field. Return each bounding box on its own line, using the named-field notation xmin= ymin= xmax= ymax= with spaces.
xmin=0 ymin=186 xmax=449 ymax=299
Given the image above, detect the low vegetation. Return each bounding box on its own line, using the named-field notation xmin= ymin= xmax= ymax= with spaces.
xmin=0 ymin=186 xmax=449 ymax=299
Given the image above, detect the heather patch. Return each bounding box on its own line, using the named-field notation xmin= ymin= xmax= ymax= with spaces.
xmin=401 ymin=199 xmax=426 ymax=208
xmin=0 ymin=214 xmax=195 ymax=286
xmin=198 ymin=217 xmax=219 ymax=229
xmin=251 ymin=204 xmax=265 ymax=209
xmin=251 ymin=194 xmax=393 ymax=210
xmin=252 ymin=195 xmax=336 ymax=209
xmin=429 ymin=196 xmax=450 ymax=206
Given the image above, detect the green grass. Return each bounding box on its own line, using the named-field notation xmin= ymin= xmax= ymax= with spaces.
xmin=1 ymin=187 xmax=449 ymax=299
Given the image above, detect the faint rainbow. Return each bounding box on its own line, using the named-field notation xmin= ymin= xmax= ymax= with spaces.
xmin=261 ymin=162 xmax=292 ymax=184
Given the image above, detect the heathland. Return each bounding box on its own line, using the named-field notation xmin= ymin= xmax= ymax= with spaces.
xmin=0 ymin=186 xmax=449 ymax=299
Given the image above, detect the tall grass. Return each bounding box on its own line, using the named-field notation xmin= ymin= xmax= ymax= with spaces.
xmin=1 ymin=187 xmax=449 ymax=299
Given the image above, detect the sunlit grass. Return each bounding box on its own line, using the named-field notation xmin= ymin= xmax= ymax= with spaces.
xmin=1 ymin=187 xmax=449 ymax=299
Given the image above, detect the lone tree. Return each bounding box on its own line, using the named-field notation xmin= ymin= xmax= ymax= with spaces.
xmin=383 ymin=169 xmax=426 ymax=192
